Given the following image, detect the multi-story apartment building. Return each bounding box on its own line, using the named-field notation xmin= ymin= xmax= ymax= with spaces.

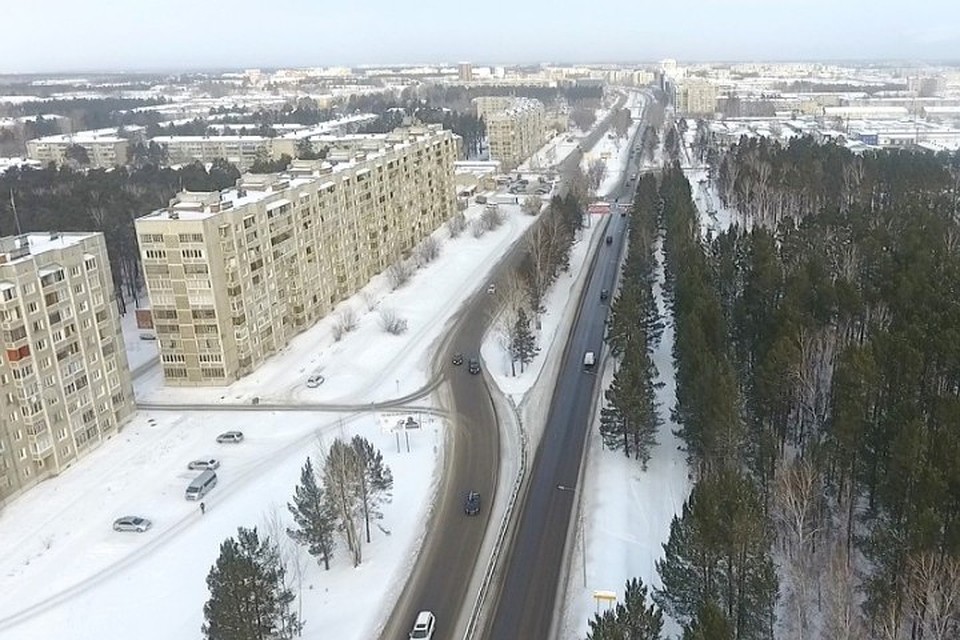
xmin=136 ymin=124 xmax=458 ymax=386
xmin=0 ymin=233 xmax=135 ymax=505
xmin=150 ymin=135 xmax=271 ymax=170
xmin=26 ymin=126 xmax=145 ymax=168
xmin=473 ymin=97 xmax=546 ymax=170
xmin=676 ymin=80 xmax=719 ymax=116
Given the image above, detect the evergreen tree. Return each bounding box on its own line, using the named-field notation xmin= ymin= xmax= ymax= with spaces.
xmin=682 ymin=601 xmax=734 ymax=640
xmin=350 ymin=436 xmax=394 ymax=545
xmin=511 ymin=307 xmax=538 ymax=372
xmin=587 ymin=577 xmax=664 ymax=640
xmin=202 ymin=526 xmax=301 ymax=640
xmin=323 ymin=439 xmax=363 ymax=566
xmin=287 ymin=457 xmax=337 ymax=570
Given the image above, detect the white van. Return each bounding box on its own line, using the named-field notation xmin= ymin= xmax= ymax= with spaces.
xmin=583 ymin=351 xmax=596 ymax=367
xmin=185 ymin=469 xmax=218 ymax=501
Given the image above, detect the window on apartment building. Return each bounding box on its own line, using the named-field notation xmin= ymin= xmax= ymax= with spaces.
xmin=144 ymin=249 xmax=166 ymax=260
xmin=27 ymin=301 xmax=38 ymax=313
xmin=35 ymin=338 xmax=46 ymax=351
xmin=164 ymin=367 xmax=187 ymax=378
xmin=182 ymin=248 xmax=203 ymax=259
xmin=84 ymin=257 xmax=96 ymax=270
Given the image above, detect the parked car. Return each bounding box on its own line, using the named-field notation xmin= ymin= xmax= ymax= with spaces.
xmin=216 ymin=431 xmax=244 ymax=444
xmin=452 ymin=353 xmax=464 ymax=366
xmin=306 ymin=373 xmax=325 ymax=388
xmin=464 ymin=491 xmax=481 ymax=516
xmin=468 ymin=358 xmax=481 ymax=375
xmin=188 ymin=458 xmax=220 ymax=471
xmin=409 ymin=611 xmax=436 ymax=639
xmin=113 ymin=516 xmax=152 ymax=532
xmin=138 ymin=333 xmax=157 ymax=341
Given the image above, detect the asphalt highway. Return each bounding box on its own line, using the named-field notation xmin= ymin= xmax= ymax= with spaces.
xmin=378 ymin=92 xmax=634 ymax=640
xmin=484 ymin=96 xmax=650 ymax=640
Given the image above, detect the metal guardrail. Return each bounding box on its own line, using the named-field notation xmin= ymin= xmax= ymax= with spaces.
xmin=461 ymin=396 xmax=527 ymax=640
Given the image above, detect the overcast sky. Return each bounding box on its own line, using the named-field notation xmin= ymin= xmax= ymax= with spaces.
xmin=2 ymin=0 xmax=959 ymax=73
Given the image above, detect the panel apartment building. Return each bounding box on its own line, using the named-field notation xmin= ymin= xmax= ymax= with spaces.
xmin=26 ymin=126 xmax=146 ymax=169
xmin=135 ymin=124 xmax=458 ymax=386
xmin=0 ymin=233 xmax=135 ymax=505
xmin=473 ymin=97 xmax=546 ymax=170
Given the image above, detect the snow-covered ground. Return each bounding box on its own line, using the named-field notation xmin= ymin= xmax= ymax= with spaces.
xmin=118 ymin=307 xmax=158 ymax=373
xmin=0 ymin=201 xmax=535 ymax=640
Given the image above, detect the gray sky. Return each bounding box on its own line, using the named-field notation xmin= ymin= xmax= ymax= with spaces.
xmin=2 ymin=0 xmax=959 ymax=73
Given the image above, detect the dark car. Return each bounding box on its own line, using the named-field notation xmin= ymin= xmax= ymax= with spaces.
xmin=600 ymin=289 xmax=609 ymax=301
xmin=452 ymin=353 xmax=464 ymax=366
xmin=464 ymin=491 xmax=481 ymax=515
xmin=605 ymin=235 xmax=613 ymax=245
xmin=468 ymin=358 xmax=481 ymax=375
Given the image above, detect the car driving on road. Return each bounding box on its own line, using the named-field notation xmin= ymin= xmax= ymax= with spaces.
xmin=216 ymin=431 xmax=244 ymax=443
xmin=452 ymin=353 xmax=463 ymax=366
xmin=409 ymin=611 xmax=436 ymax=639
xmin=464 ymin=491 xmax=481 ymax=516
xmin=113 ymin=516 xmax=152 ymax=532
xmin=468 ymin=358 xmax=481 ymax=374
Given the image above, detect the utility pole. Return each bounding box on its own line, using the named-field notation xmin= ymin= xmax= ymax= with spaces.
xmin=10 ymin=188 xmax=23 ymax=236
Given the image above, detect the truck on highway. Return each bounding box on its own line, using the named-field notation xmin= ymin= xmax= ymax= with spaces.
xmin=583 ymin=351 xmax=596 ymax=367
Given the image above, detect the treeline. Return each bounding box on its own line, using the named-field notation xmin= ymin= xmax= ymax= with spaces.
xmin=1 ymin=97 xmax=167 ymax=130
xmin=356 ymin=102 xmax=486 ymax=158
xmin=654 ymin=166 xmax=779 ymax=639
xmin=601 ymin=175 xmax=663 ymax=467
xmin=202 ymin=435 xmax=393 ymax=639
xmin=0 ymin=160 xmax=241 ymax=309
xmin=701 ymin=139 xmax=960 ymax=638
xmin=399 ymin=83 xmax=604 ymax=111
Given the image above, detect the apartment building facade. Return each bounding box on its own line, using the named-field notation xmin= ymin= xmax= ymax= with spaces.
xmin=151 ymin=135 xmax=272 ymax=170
xmin=473 ymin=97 xmax=546 ymax=170
xmin=676 ymin=80 xmax=719 ymax=116
xmin=136 ymin=125 xmax=458 ymax=386
xmin=25 ymin=126 xmax=145 ymax=169
xmin=0 ymin=233 xmax=135 ymax=505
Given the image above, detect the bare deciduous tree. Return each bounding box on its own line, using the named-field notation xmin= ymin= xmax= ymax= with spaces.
xmin=470 ymin=218 xmax=486 ymax=238
xmin=822 ymin=542 xmax=866 ymax=640
xmin=907 ymin=551 xmax=960 ymax=640
xmin=480 ymin=204 xmax=505 ymax=231
xmin=447 ymin=212 xmax=467 ymax=238
xmin=378 ymin=308 xmax=408 ymax=335
xmin=386 ymin=261 xmax=414 ymax=290
xmin=414 ymin=236 xmax=441 ymax=266
xmin=261 ymin=504 xmax=307 ymax=635
xmin=332 ymin=307 xmax=357 ymax=341
xmin=360 ymin=290 xmax=378 ymax=312
xmin=522 ymin=195 xmax=543 ymax=216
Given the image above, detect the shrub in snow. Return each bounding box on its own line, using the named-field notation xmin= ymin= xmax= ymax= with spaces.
xmin=480 ymin=205 xmax=505 ymax=231
xmin=333 ymin=307 xmax=357 ymax=341
xmin=360 ymin=290 xmax=378 ymax=312
xmin=415 ymin=236 xmax=441 ymax=266
xmin=470 ymin=219 xmax=486 ymax=238
xmin=447 ymin=212 xmax=467 ymax=238
xmin=386 ymin=261 xmax=414 ymax=290
xmin=379 ymin=308 xmax=408 ymax=335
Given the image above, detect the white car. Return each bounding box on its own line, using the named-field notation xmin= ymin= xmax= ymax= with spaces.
xmin=409 ymin=611 xmax=436 ymax=639
xmin=187 ymin=458 xmax=220 ymax=471
xmin=306 ymin=373 xmax=325 ymax=388
xmin=113 ymin=516 xmax=152 ymax=532
xmin=486 ymin=283 xmax=496 ymax=294
xmin=216 ymin=431 xmax=244 ymax=444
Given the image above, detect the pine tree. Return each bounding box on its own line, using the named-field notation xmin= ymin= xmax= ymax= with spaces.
xmin=287 ymin=457 xmax=337 ymax=570
xmin=350 ymin=435 xmax=394 ymax=544
xmin=587 ymin=577 xmax=663 ymax=639
xmin=682 ymin=601 xmax=734 ymax=640
xmin=512 ymin=307 xmax=538 ymax=372
xmin=202 ymin=526 xmax=301 ymax=640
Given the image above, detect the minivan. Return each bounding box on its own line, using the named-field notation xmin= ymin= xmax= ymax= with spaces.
xmin=185 ymin=469 xmax=218 ymax=501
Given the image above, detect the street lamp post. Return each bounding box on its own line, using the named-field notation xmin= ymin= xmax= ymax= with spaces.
xmin=558 ymin=484 xmax=587 ymax=588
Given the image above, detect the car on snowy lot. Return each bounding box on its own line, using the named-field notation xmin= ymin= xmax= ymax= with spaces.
xmin=464 ymin=491 xmax=481 ymax=516
xmin=113 ymin=516 xmax=152 ymax=532
xmin=409 ymin=611 xmax=436 ymax=639
xmin=188 ymin=458 xmax=220 ymax=471
xmin=216 ymin=431 xmax=244 ymax=444
xmin=452 ymin=353 xmax=464 ymax=366
xmin=306 ymin=373 xmax=325 ymax=388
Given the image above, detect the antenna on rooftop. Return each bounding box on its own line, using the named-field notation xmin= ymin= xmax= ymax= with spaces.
xmin=9 ymin=188 xmax=22 ymax=236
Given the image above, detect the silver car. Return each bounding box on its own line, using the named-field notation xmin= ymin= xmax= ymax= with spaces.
xmin=113 ymin=516 xmax=152 ymax=532
xmin=216 ymin=431 xmax=244 ymax=444
xmin=187 ymin=458 xmax=220 ymax=471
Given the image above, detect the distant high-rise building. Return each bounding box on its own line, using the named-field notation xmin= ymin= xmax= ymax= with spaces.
xmin=676 ymin=80 xmax=718 ymax=116
xmin=473 ymin=97 xmax=546 ymax=169
xmin=459 ymin=62 xmax=474 ymax=82
xmin=0 ymin=232 xmax=135 ymax=505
